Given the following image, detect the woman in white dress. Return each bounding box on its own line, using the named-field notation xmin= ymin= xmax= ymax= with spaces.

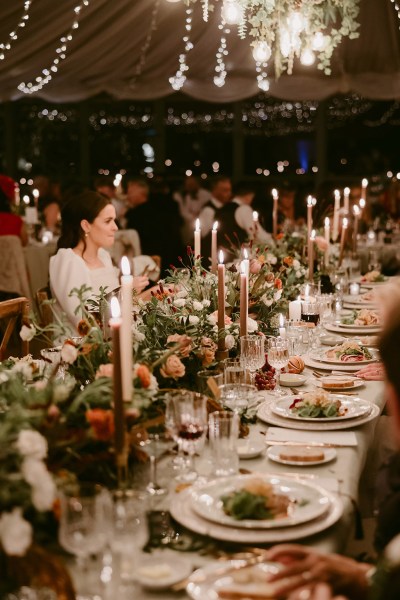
xmin=49 ymin=191 xmax=148 ymax=332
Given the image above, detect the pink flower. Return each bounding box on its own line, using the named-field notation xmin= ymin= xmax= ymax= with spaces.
xmin=167 ymin=334 xmax=193 ymax=358
xmin=209 ymin=311 xmax=232 ymax=325
xmin=250 ymin=259 xmax=262 ymax=274
xmin=95 ymin=363 xmax=114 ymax=379
xmin=199 ymin=337 xmax=217 ymax=366
xmin=314 ymin=236 xmax=328 ymax=252
xmin=160 ymin=354 xmax=186 ymax=379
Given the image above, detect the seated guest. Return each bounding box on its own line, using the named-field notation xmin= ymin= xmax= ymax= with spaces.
xmin=198 ymin=175 xmax=232 ymax=237
xmin=94 ymin=175 xmax=127 ymax=226
xmin=0 ymin=175 xmax=28 ymax=246
xmin=49 ymin=191 xmax=148 ymax=332
xmin=38 ymin=194 xmax=61 ymax=235
xmin=173 ymin=175 xmax=211 ymax=244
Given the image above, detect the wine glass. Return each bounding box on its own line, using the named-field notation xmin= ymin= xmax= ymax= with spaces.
xmin=267 ymin=337 xmax=290 ymax=396
xmin=240 ymin=335 xmax=265 ymax=384
xmin=166 ymin=391 xmax=208 ymax=482
xmin=137 ymin=431 xmax=173 ymax=496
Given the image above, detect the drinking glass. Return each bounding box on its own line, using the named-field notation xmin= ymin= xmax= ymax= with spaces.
xmin=208 ymin=411 xmax=239 ymax=477
xmin=300 ymin=300 xmax=320 ymax=326
xmin=166 ymin=391 xmax=208 ymax=481
xmin=223 ymin=358 xmax=246 ymax=384
xmin=218 ymin=383 xmax=258 ymax=414
xmin=240 ymin=335 xmax=265 ymax=384
xmin=286 ymin=322 xmax=310 ymax=355
xmin=368 ymin=249 xmax=381 ymax=273
xmin=197 ymin=369 xmax=224 ymax=399
xmin=136 ymin=431 xmax=173 ymax=496
xmin=267 ymin=337 xmax=290 ymax=396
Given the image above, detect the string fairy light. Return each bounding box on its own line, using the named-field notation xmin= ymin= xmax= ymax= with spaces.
xmin=169 ymin=6 xmax=194 ymax=91
xmin=17 ymin=0 xmax=89 ymax=94
xmin=0 ymin=0 xmax=33 ymax=61
xmin=213 ymin=25 xmax=229 ymax=87
xmin=130 ymin=0 xmax=161 ymax=87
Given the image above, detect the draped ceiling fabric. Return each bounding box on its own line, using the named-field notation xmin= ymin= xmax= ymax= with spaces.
xmin=0 ymin=0 xmax=399 ymax=104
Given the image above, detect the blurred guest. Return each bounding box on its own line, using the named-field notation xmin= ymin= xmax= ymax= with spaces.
xmin=37 ymin=194 xmax=61 ymax=235
xmin=173 ymin=175 xmax=211 ymax=244
xmin=50 ymin=191 xmax=148 ymax=332
xmin=198 ymin=175 xmax=232 ymax=237
xmin=94 ymin=175 xmax=127 ymax=225
xmin=0 ymin=175 xmax=28 ymax=246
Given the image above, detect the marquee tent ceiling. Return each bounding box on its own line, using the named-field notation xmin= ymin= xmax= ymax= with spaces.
xmin=0 ymin=0 xmax=399 ymax=104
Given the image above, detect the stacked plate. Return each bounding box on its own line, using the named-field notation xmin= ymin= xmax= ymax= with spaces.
xmin=343 ymin=293 xmax=379 ymax=310
xmin=170 ymin=473 xmax=343 ymax=544
xmin=257 ymin=394 xmax=379 ymax=431
xmin=304 ymin=347 xmax=379 ymax=372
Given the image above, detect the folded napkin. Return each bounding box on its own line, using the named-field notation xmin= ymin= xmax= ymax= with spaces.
xmin=264 ymin=427 xmax=358 ymax=446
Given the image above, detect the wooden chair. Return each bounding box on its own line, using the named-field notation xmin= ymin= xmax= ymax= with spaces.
xmin=0 ymin=297 xmax=31 ymax=360
xmin=36 ymin=285 xmax=53 ymax=328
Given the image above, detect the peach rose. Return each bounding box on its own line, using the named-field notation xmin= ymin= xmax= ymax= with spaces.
xmin=95 ymin=363 xmax=114 ymax=379
xmin=200 ymin=337 xmax=217 ymax=366
xmin=283 ymin=256 xmax=294 ymax=267
xmin=160 ymin=354 xmax=186 ymax=379
xmin=86 ymin=409 xmax=115 ymax=441
xmin=250 ymin=259 xmax=262 ymax=274
xmin=136 ymin=364 xmax=151 ymax=388
xmin=210 ymin=311 xmax=232 ymax=325
xmin=315 ymin=236 xmax=328 ymax=252
xmin=274 ymin=278 xmax=282 ymax=290
xmin=167 ymin=334 xmax=193 ymax=358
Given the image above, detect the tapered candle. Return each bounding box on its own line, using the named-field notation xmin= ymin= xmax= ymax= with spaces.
xmin=289 ymin=296 xmax=301 ymax=321
xmin=194 ymin=218 xmax=201 ymax=258
xmin=272 ymin=188 xmax=278 ymax=239
xmin=252 ymin=211 xmax=259 ymax=241
xmin=242 ymin=247 xmax=250 ymax=279
xmin=239 ymin=260 xmax=248 ymax=338
xmin=308 ymin=229 xmax=316 ymax=282
xmin=338 ymin=217 xmax=348 ymax=267
xmin=211 ymin=221 xmax=218 ymax=274
xmin=120 ymin=257 xmax=133 ymax=403
xmin=217 ymin=251 xmax=226 ymax=352
xmin=306 ymin=196 xmax=315 ymax=242
xmin=110 ymin=297 xmax=125 ymax=456
xmin=278 ymin=313 xmax=286 ymax=338
xmin=15 ymin=185 xmax=20 ymax=207
xmin=353 ymin=205 xmax=360 ymax=254
xmin=361 ymin=178 xmax=368 ymax=203
xmin=332 ymin=189 xmax=340 ymax=242
xmin=343 ymin=187 xmax=350 ymax=214
xmin=359 ymin=197 xmax=366 ymax=214
xmin=324 ymin=217 xmax=330 ymax=268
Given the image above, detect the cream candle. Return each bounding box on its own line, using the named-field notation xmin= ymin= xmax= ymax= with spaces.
xmin=217 ymin=250 xmax=226 ymax=352
xmin=211 ymin=221 xmax=218 ymax=273
xmin=353 ymin=205 xmax=360 ymax=254
xmin=324 ymin=217 xmax=330 ymax=268
xmin=110 ymin=297 xmax=125 ymax=456
xmin=239 ymin=261 xmax=248 ymax=338
xmin=242 ymin=247 xmax=250 ymax=279
xmin=306 ymin=195 xmax=313 ymax=241
xmin=343 ymin=187 xmax=350 ymax=214
xmin=278 ymin=313 xmax=286 ymax=338
xmin=272 ymin=188 xmax=278 ymax=239
xmin=289 ymin=297 xmax=302 ymax=321
xmin=308 ymin=229 xmax=316 ymax=282
xmin=194 ymin=218 xmax=201 ymax=258
xmin=361 ymin=178 xmax=368 ymax=203
xmin=252 ymin=210 xmax=259 ymax=241
xmin=338 ymin=217 xmax=348 ymax=267
xmin=120 ymin=256 xmax=133 ymax=403
xmin=332 ymin=189 xmax=340 ymax=242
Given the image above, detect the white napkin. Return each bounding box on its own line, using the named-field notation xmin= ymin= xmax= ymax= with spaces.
xmin=264 ymin=427 xmax=358 ymax=446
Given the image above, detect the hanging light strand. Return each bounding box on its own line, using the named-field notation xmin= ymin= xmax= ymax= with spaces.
xmin=0 ymin=0 xmax=33 ymax=61
xmin=169 ymin=6 xmax=194 ymax=90
xmin=17 ymin=0 xmax=89 ymax=94
xmin=130 ymin=0 xmax=161 ymax=87
xmin=213 ymin=25 xmax=229 ymax=87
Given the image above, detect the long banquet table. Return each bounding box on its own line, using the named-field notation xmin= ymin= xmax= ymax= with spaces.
xmin=69 ymin=371 xmax=385 ymax=599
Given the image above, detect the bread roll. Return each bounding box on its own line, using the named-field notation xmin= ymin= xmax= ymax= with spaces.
xmin=278 ymin=447 xmax=325 ymax=462
xmin=320 ymin=376 xmax=354 ymax=389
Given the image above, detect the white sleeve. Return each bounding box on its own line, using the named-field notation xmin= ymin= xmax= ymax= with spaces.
xmin=49 ymin=249 xmax=91 ymax=328
xmin=199 ymin=206 xmax=215 ymax=237
xmin=235 ymin=205 xmax=275 ymax=246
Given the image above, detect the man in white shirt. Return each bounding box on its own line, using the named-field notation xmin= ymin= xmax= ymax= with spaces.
xmin=230 ymin=183 xmax=275 ymax=246
xmin=199 ymin=175 xmax=232 ymax=237
xmin=173 ymin=176 xmax=212 ymax=244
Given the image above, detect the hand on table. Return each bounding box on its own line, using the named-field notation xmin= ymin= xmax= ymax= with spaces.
xmin=133 ymin=275 xmax=149 ymax=294
xmin=355 ymin=363 xmax=385 ymax=380
xmin=263 ymin=544 xmax=370 ymax=600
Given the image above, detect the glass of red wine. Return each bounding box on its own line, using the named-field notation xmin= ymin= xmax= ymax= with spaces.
xmin=300 ymin=300 xmax=320 ymax=325
xmin=166 ymin=390 xmax=208 ymax=482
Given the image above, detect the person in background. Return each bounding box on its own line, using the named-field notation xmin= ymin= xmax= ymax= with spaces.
xmin=49 ymin=191 xmax=148 ymax=333
xmin=198 ymin=175 xmax=232 ymax=237
xmin=0 ymin=175 xmax=28 ymax=246
xmin=94 ymin=175 xmax=127 ymax=226
xmin=124 ymin=177 xmax=150 ymax=226
xmin=37 ymin=194 xmax=61 ymax=235
xmin=173 ymin=175 xmax=211 ymax=244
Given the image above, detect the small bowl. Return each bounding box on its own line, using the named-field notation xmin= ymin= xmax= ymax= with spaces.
xmin=135 ymin=555 xmax=192 ymax=590
xmin=279 ymin=373 xmax=307 ymax=387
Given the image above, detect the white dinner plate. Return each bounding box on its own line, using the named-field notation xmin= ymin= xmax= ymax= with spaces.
xmin=257 ymin=400 xmax=379 ymax=431
xmin=170 ymin=486 xmax=343 ymax=544
xmin=358 ymin=278 xmax=388 ymax=287
xmin=135 ymin=554 xmax=193 ymax=590
xmin=188 ymin=474 xmax=331 ymax=530
xmin=339 ymin=320 xmax=382 ymax=330
xmin=324 ymin=323 xmax=382 ymax=336
xmin=320 ymin=334 xmax=346 ymax=346
xmin=304 ymin=354 xmax=375 ymax=373
xmin=267 ymin=445 xmax=337 ymax=466
xmin=186 ymin=560 xmax=282 ymax=600
xmin=314 ymin=376 xmax=364 ymax=391
xmin=309 ymin=349 xmax=377 ymax=366
xmin=271 ymin=395 xmax=372 ymax=422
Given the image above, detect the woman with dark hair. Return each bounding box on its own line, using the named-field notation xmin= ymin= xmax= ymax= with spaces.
xmin=49 ymin=191 xmax=148 ymax=331
xmin=0 ymin=178 xmax=28 ymax=246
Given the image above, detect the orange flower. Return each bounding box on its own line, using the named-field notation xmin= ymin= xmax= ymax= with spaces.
xmin=86 ymin=409 xmax=115 ymax=441
xmin=283 ymin=256 xmax=293 ymax=267
xmin=77 ymin=319 xmax=91 ymax=336
xmin=160 ymin=354 xmax=185 ymax=379
xmin=136 ymin=364 xmax=151 ymax=388
xmin=276 ymin=232 xmax=284 ymax=240
xmin=274 ymin=278 xmax=283 ymax=290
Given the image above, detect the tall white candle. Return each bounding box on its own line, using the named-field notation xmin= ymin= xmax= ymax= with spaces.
xmin=218 ymin=251 xmax=226 ymax=351
xmin=353 ymin=205 xmax=360 ymax=254
xmin=242 ymin=247 xmax=250 ymax=279
xmin=308 ymin=229 xmax=316 ymax=282
xmin=109 ymin=297 xmax=125 ymax=456
xmin=252 ymin=211 xmax=259 ymax=241
xmin=239 ymin=261 xmax=248 ymax=338
xmin=306 ymin=195 xmax=313 ymax=241
xmin=339 ymin=217 xmax=348 ymax=267
xmin=272 ymin=188 xmax=278 ymax=239
xmin=278 ymin=313 xmax=286 ymax=338
xmin=332 ymin=189 xmax=340 ymax=242
xmin=120 ymin=257 xmax=133 ymax=403
xmin=289 ymin=297 xmax=302 ymax=321
xmin=211 ymin=221 xmax=218 ymax=274
xmin=343 ymin=187 xmax=350 ymax=214
xmin=194 ymin=218 xmax=201 ymax=258
xmin=324 ymin=217 xmax=330 ymax=268
xmin=361 ymin=178 xmax=368 ymax=202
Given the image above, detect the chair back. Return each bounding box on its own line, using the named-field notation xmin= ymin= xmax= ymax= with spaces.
xmin=0 ymin=236 xmax=31 ymax=299
xmin=0 ymin=297 xmax=31 ymax=360
xmin=36 ymin=285 xmax=53 ymax=327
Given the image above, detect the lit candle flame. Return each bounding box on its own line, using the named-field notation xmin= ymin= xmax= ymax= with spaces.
xmin=310 ymin=229 xmax=316 ymax=240
xmin=307 ymin=195 xmax=313 ymax=207
xmin=23 ymin=195 xmax=30 ymax=205
xmin=359 ymin=198 xmax=366 ymax=209
xmin=195 ymin=218 xmax=200 ymax=232
xmin=324 ymin=217 xmax=330 ymax=227
xmin=32 ymin=188 xmax=39 ymax=199
xmin=272 ymin=188 xmax=278 ymax=200
xmin=362 ymin=178 xmax=368 ymax=188
xmin=312 ymin=197 xmax=317 ymax=206
xmin=342 ymin=217 xmax=348 ymax=229
xmin=212 ymin=221 xmax=218 ymax=231
xmin=344 ymin=187 xmax=350 ymax=196
xmin=243 ymin=248 xmax=249 ymax=259
xmin=353 ymin=205 xmax=360 ymax=216
xmin=252 ymin=210 xmax=259 ymax=221
xmin=219 ymin=250 xmax=224 ymax=264
xmin=334 ymin=189 xmax=340 ymax=200
xmin=110 ymin=297 xmax=121 ymax=319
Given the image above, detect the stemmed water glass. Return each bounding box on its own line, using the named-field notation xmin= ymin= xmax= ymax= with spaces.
xmin=137 ymin=431 xmax=173 ymax=496
xmin=240 ymin=335 xmax=265 ymax=384
xmin=165 ymin=391 xmax=208 ymax=482
xmin=267 ymin=337 xmax=290 ymax=396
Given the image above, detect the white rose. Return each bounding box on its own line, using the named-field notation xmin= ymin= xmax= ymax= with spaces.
xmin=132 ymin=327 xmax=145 ymax=342
xmin=16 ymin=430 xmax=48 ymax=460
xmin=207 ymin=314 xmax=217 ymax=325
xmin=19 ymin=324 xmax=36 ymax=342
xmin=61 ymin=342 xmax=78 ymax=364
xmin=264 ymin=298 xmax=273 ymax=307
xmin=174 ymin=298 xmax=186 ymax=308
xmin=11 ymin=361 xmax=33 ymax=379
xmin=188 ymin=315 xmax=199 ymax=325
xmin=296 ymin=270 xmax=302 ymax=278
xmin=266 ymin=253 xmax=277 ymax=265
xmin=31 ymin=473 xmax=56 ymax=511
xmin=274 ymin=289 xmax=282 ymax=301
xmin=202 ymin=299 xmax=211 ymax=308
xmin=52 ymin=382 xmax=72 ymax=403
xmin=0 ymin=508 xmax=32 ymax=556
xmin=21 ymin=457 xmax=49 ymax=486
xmin=225 ymin=334 xmax=235 ymax=350
xmin=247 ymin=317 xmax=258 ymax=332
xmin=176 ymin=289 xmax=188 ymax=298
xmin=0 ymin=372 xmax=8 ymax=384
xmin=292 ymin=259 xmax=300 ymax=268
xmin=192 ymin=301 xmax=203 ymax=312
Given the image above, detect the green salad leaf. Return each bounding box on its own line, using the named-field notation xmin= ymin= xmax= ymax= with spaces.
xmin=221 ymin=490 xmax=274 ymax=520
